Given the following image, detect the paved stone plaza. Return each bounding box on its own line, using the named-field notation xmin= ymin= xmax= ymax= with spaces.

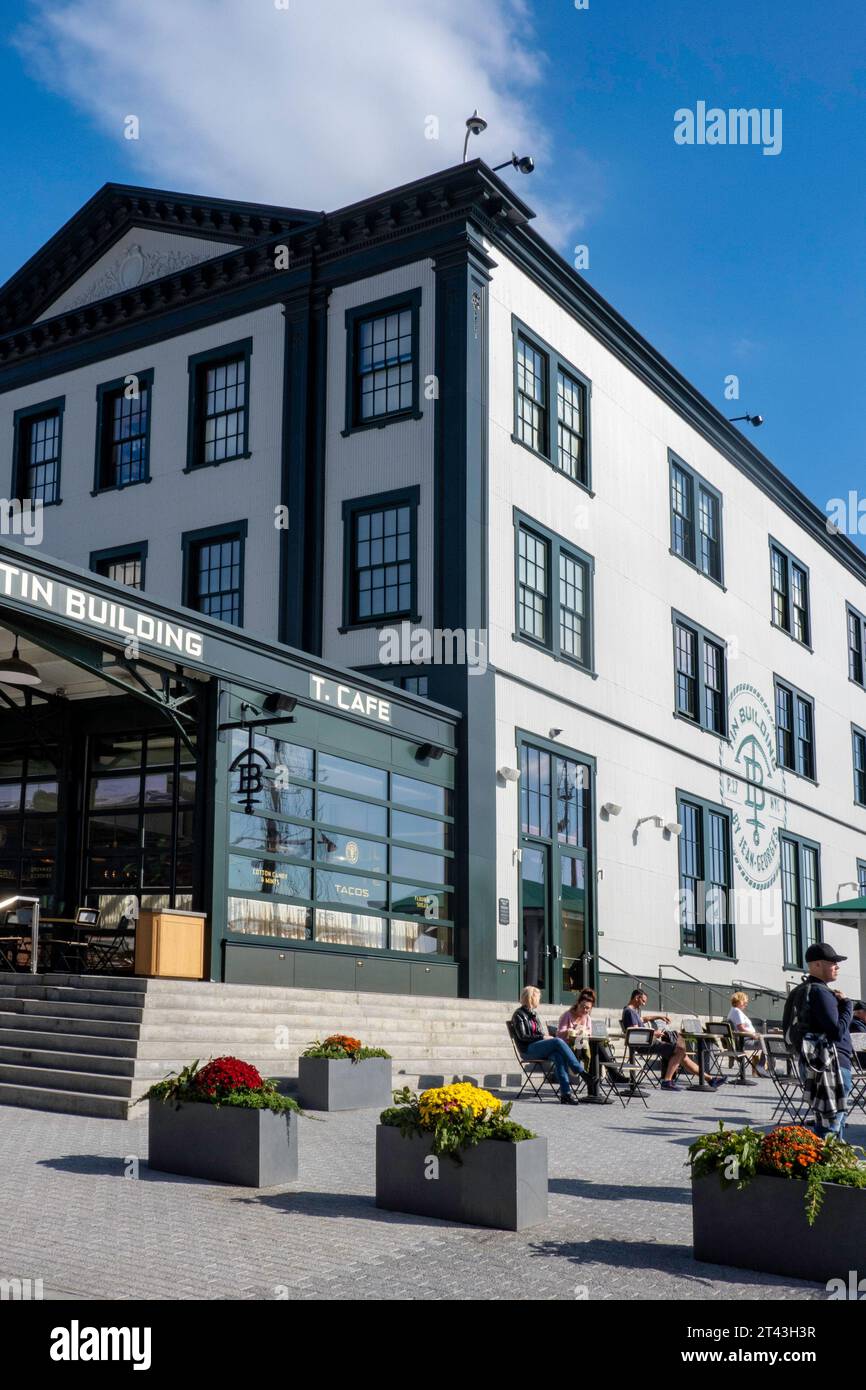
xmin=0 ymin=1081 xmax=855 ymax=1301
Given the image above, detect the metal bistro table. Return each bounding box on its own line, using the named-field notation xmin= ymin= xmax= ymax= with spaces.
xmin=562 ymin=1031 xmax=615 ymax=1105
xmin=681 ymin=1025 xmax=729 ymax=1093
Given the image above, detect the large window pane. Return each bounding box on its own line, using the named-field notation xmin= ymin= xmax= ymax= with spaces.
xmin=316 ymin=791 xmax=387 ymax=837
xmin=228 ymin=856 xmax=311 ymax=899
xmin=317 ymin=753 xmax=388 ymax=800
xmin=390 ymin=774 xmax=448 ymax=816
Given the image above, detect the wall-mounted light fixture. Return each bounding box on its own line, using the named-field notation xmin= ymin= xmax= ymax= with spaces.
xmin=664 ymin=821 xmax=683 ymax=837
xmin=262 ymin=692 xmax=297 ymax=715
xmin=416 ymin=742 xmax=445 ymax=762
xmin=549 ymin=728 xmax=563 ymax=740
xmin=601 ymin=802 xmax=622 ymax=817
xmin=498 ymin=766 xmax=521 ymax=782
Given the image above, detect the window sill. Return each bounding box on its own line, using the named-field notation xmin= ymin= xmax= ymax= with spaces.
xmin=770 ymin=620 xmax=813 ymax=654
xmin=341 ymin=409 xmax=422 ymax=438
xmin=509 ymin=432 xmax=593 ymax=495
xmin=672 ymin=710 xmax=728 ymax=742
xmin=24 ymin=496 xmax=62 ymax=508
xmin=668 ymin=547 xmax=726 ymax=592
xmin=679 ymin=948 xmax=738 ymax=964
xmin=338 ymin=612 xmax=421 ymax=635
xmin=511 ymin=633 xmax=597 ymax=678
xmin=183 ymin=453 xmax=252 ymax=474
xmin=91 ymin=477 xmax=151 ymax=497
xmin=776 ymin=763 xmax=818 ymax=787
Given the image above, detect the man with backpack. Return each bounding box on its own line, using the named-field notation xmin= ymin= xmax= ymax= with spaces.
xmin=782 ymin=942 xmax=854 ymax=1139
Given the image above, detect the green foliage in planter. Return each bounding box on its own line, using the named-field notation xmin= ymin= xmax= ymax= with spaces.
xmin=380 ymin=1084 xmax=536 ymax=1163
xmin=301 ymin=1035 xmax=391 ymax=1063
xmin=687 ymin=1121 xmax=866 ymax=1227
xmin=137 ymin=1058 xmax=302 ymax=1115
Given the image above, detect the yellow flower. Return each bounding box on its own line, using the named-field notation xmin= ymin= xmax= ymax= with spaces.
xmin=418 ymin=1081 xmax=502 ymax=1125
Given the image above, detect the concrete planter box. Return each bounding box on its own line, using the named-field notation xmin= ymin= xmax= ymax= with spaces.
xmin=375 ymin=1125 xmax=548 ymax=1230
xmin=692 ymin=1174 xmax=866 ymax=1282
xmin=148 ymin=1101 xmax=298 ymax=1187
xmin=298 ymin=1055 xmax=392 ymax=1111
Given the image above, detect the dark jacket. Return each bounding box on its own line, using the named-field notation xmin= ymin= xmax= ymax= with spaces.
xmin=511 ymin=1006 xmax=547 ymax=1049
xmin=783 ymin=979 xmax=854 ymax=1067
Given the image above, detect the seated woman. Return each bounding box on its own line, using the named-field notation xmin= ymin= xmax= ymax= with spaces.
xmin=559 ymin=988 xmax=639 ymax=1089
xmin=511 ymin=985 xmax=584 ymax=1104
xmin=727 ymin=991 xmax=771 ymax=1078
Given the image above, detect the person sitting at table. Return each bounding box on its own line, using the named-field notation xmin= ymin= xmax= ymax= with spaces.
xmin=850 ymin=1001 xmax=866 ymax=1034
xmin=559 ymin=988 xmax=641 ymax=1089
xmin=512 ymin=985 xmax=585 ymax=1105
xmin=621 ymin=988 xmax=726 ymax=1092
xmin=727 ymin=991 xmax=771 ymax=1077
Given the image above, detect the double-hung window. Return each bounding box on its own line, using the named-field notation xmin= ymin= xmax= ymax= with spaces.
xmin=677 ymin=793 xmax=735 ymax=959
xmin=512 ymin=317 xmax=592 ymax=490
xmin=344 ymin=290 xmax=421 ymax=433
xmin=91 ymin=543 xmax=147 ymax=591
xmin=668 ymin=452 xmax=723 ymax=584
xmin=672 ymin=613 xmax=727 ymax=736
xmin=186 ymin=340 xmax=252 ymax=470
xmin=770 ymin=540 xmax=810 ymax=646
xmin=12 ymin=398 xmax=64 ymax=506
xmin=182 ymin=522 xmax=247 ymax=627
xmin=514 ymin=510 xmax=594 ymax=669
xmin=94 ymin=371 xmax=153 ymax=491
xmin=853 ymin=725 xmax=866 ymax=807
xmin=780 ymin=832 xmax=821 ymax=970
xmin=774 ymin=677 xmax=815 ymax=780
xmin=847 ymin=604 xmax=866 ymax=687
xmin=341 ymin=488 xmax=419 ymax=629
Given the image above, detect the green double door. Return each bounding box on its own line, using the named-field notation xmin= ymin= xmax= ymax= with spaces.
xmin=521 ymin=843 xmax=593 ymax=1005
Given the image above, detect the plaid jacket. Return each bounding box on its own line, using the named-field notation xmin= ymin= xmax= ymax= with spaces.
xmin=800 ymin=1035 xmax=846 ymax=1122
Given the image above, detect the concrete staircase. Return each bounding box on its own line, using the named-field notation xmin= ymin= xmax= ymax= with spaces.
xmin=0 ymin=974 xmax=551 ymax=1119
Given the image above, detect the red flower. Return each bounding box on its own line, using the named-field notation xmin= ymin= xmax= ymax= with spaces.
xmin=194 ymin=1056 xmax=264 ymax=1098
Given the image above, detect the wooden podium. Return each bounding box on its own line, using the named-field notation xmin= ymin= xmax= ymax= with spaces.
xmin=134 ymin=909 xmax=206 ymax=979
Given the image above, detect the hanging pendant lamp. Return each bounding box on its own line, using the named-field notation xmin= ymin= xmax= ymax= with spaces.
xmin=0 ymin=638 xmax=41 ymax=686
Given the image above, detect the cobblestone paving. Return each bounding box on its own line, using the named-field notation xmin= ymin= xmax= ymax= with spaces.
xmin=1 ymin=1081 xmax=857 ymax=1301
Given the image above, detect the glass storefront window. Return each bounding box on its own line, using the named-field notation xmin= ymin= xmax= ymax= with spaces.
xmin=229 ymin=812 xmax=312 ymax=859
xmin=94 ymin=735 xmax=143 ymax=770
xmin=315 ymin=830 xmax=386 ymax=874
xmin=315 ymin=871 xmax=388 ymax=912
xmin=145 ymin=735 xmax=175 ymax=767
xmin=228 ymin=855 xmax=312 ymax=899
xmin=0 ymin=751 xmax=23 ymax=779
xmin=227 ymin=895 xmax=311 ymax=939
xmin=314 ymin=908 xmax=386 ymax=948
xmin=316 ymin=791 xmax=387 ymax=838
xmin=391 ymin=810 xmax=449 ymax=850
xmin=23 ymin=781 xmax=58 ymax=812
xmin=0 ymin=818 xmax=21 ymax=851
xmin=389 ymin=919 xmax=453 ymax=955
xmin=391 ymin=773 xmax=448 ymax=816
xmin=390 ymin=845 xmax=448 ymax=885
xmin=230 ymin=729 xmax=314 ymax=782
xmin=317 ymin=752 xmax=388 ymax=800
xmin=0 ymin=784 xmax=21 ymax=813
xmin=390 ymin=882 xmax=451 ymax=919
xmin=91 ymin=775 xmax=140 ymax=809
xmin=89 ymin=813 xmax=139 ymax=849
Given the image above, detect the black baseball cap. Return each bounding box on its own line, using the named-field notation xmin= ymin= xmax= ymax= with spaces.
xmin=805 ymin=942 xmax=847 ymax=963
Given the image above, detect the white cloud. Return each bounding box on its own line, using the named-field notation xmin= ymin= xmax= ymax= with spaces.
xmin=12 ymin=0 xmax=595 ymax=247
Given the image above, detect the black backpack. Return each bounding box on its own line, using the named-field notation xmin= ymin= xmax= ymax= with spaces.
xmin=782 ymin=981 xmax=814 ymax=1051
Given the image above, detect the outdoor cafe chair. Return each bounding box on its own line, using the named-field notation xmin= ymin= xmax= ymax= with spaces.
xmin=623 ymin=1026 xmax=663 ymax=1088
xmin=763 ymin=1034 xmax=810 ymax=1124
xmin=847 ymin=1036 xmax=866 ymax=1116
xmin=506 ymin=1020 xmax=566 ymax=1102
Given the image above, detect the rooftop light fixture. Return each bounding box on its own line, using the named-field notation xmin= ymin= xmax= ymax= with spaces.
xmin=462 ymin=110 xmax=488 ymax=162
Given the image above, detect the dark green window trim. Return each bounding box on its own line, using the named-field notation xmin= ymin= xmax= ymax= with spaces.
xmin=340 ymin=485 xmax=420 ymax=632
xmin=185 ymin=337 xmax=252 ymax=472
xmin=858 ymin=858 xmax=866 ymax=897
xmin=11 ymin=395 xmax=65 ymax=507
xmin=853 ymin=723 xmax=866 ymax=807
xmin=671 ymin=610 xmax=727 ymax=738
xmin=90 ymin=540 xmax=149 ymax=590
xmin=769 ymin=536 xmax=812 ymax=649
xmin=668 ymin=448 xmax=725 ymax=588
xmin=779 ymin=829 xmax=822 ymax=971
xmin=512 ymin=508 xmax=596 ymax=674
xmin=510 ymin=314 xmax=593 ymax=494
xmin=675 ymin=789 xmax=736 ymax=962
xmin=181 ymin=519 xmax=248 ymax=626
xmin=773 ymin=673 xmax=817 ymax=783
xmin=342 ymin=288 xmax=423 ymax=436
xmin=92 ymin=368 xmax=154 ymax=495
xmin=847 ymin=602 xmax=866 ymax=688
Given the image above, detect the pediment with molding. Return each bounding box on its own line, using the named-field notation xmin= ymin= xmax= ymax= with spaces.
xmin=36 ymin=227 xmax=241 ymax=322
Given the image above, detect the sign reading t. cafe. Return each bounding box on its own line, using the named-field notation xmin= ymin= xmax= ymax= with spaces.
xmin=309 ymin=674 xmax=392 ymax=724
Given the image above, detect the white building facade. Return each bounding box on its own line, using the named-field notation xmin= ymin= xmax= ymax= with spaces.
xmin=2 ymin=167 xmax=864 ymax=1008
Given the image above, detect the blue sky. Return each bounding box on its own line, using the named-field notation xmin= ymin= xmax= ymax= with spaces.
xmin=1 ymin=0 xmax=864 ymax=534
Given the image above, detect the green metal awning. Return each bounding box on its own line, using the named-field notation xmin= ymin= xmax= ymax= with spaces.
xmin=814 ymin=896 xmax=866 ymax=925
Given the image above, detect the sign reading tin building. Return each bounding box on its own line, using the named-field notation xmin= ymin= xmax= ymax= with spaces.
xmin=719 ymin=682 xmax=787 ymax=890
xmin=0 ymin=558 xmax=205 ymax=660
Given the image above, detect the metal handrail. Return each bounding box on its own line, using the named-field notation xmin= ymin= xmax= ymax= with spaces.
xmin=597 ymin=952 xmax=689 ymax=1018
xmin=657 ymin=962 xmax=726 ymax=1021
xmin=0 ymin=896 xmax=41 ymax=975
xmin=732 ymin=977 xmax=794 ymax=1006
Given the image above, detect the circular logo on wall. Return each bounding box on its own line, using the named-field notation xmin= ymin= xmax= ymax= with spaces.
xmin=719 ymin=682 xmax=787 ymax=890
xmin=345 ymin=840 xmax=360 ymax=865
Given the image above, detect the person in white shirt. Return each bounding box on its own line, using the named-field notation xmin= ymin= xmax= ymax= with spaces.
xmin=727 ymin=991 xmax=770 ymax=1078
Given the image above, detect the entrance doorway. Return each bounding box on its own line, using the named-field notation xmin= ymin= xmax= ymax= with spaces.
xmin=518 ymin=738 xmax=595 ymax=1005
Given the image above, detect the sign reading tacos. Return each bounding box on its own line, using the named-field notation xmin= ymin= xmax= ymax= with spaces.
xmin=0 ymin=560 xmax=204 ymax=660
